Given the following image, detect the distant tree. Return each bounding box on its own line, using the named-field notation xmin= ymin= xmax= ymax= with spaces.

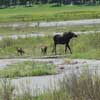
xmin=19 ymin=0 xmax=26 ymax=5
xmin=0 ymin=0 xmax=3 ymax=8
xmin=0 ymin=0 xmax=100 ymax=9
xmin=12 ymin=0 xmax=18 ymax=6
xmin=63 ymin=0 xmax=71 ymax=4
xmin=50 ymin=0 xmax=63 ymax=6
xmin=98 ymin=0 xmax=100 ymax=4
xmin=0 ymin=0 xmax=10 ymax=8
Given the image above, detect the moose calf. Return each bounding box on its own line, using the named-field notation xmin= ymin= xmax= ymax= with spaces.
xmin=16 ymin=47 xmax=25 ymax=56
xmin=41 ymin=45 xmax=48 ymax=55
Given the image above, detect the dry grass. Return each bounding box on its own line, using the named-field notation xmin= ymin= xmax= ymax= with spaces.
xmin=0 ymin=69 xmax=100 ymax=100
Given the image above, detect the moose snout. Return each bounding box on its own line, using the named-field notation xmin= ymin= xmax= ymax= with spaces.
xmin=75 ymin=34 xmax=78 ymax=37
xmin=74 ymin=34 xmax=78 ymax=38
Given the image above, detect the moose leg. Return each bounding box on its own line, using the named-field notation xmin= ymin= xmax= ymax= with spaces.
xmin=65 ymin=44 xmax=68 ymax=53
xmin=52 ymin=45 xmax=54 ymax=53
xmin=20 ymin=51 xmax=24 ymax=56
xmin=20 ymin=52 xmax=23 ymax=56
xmin=17 ymin=52 xmax=20 ymax=56
xmin=54 ymin=44 xmax=57 ymax=54
xmin=67 ymin=44 xmax=72 ymax=54
xmin=41 ymin=48 xmax=43 ymax=54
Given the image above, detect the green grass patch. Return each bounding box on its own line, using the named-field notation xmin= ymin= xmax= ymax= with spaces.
xmin=0 ymin=5 xmax=100 ymax=22
xmin=70 ymin=33 xmax=100 ymax=59
xmin=0 ymin=61 xmax=56 ymax=78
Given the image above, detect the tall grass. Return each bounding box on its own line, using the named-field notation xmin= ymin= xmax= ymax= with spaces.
xmin=0 ymin=70 xmax=100 ymax=100
xmin=0 ymin=78 xmax=14 ymax=100
xmin=48 ymin=70 xmax=100 ymax=100
xmin=71 ymin=33 xmax=100 ymax=59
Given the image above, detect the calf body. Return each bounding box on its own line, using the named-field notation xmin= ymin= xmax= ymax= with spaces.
xmin=41 ymin=46 xmax=48 ymax=55
xmin=16 ymin=47 xmax=25 ymax=56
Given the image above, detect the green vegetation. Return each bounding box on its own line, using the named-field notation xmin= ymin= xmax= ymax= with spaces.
xmin=0 ymin=61 xmax=56 ymax=78
xmin=0 ymin=32 xmax=99 ymax=59
xmin=0 ymin=5 xmax=100 ymax=23
xmin=0 ymin=1 xmax=99 ymax=99
xmin=0 ymin=36 xmax=52 ymax=58
xmin=71 ymin=33 xmax=100 ymax=59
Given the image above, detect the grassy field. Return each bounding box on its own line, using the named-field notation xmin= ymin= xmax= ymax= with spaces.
xmin=0 ymin=33 xmax=99 ymax=59
xmin=0 ymin=4 xmax=100 ymax=100
xmin=0 ymin=61 xmax=56 ymax=78
xmin=0 ymin=24 xmax=100 ymax=36
xmin=0 ymin=4 xmax=100 ymax=23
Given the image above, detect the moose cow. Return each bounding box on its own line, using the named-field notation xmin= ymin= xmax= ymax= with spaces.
xmin=52 ymin=31 xmax=78 ymax=54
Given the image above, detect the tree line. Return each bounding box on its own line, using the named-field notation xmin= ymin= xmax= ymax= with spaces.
xmin=0 ymin=0 xmax=100 ymax=8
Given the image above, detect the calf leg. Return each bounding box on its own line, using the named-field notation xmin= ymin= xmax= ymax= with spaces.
xmin=41 ymin=48 xmax=44 ymax=54
xmin=44 ymin=48 xmax=47 ymax=55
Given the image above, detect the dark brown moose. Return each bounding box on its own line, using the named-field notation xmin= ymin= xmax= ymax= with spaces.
xmin=52 ymin=31 xmax=78 ymax=54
